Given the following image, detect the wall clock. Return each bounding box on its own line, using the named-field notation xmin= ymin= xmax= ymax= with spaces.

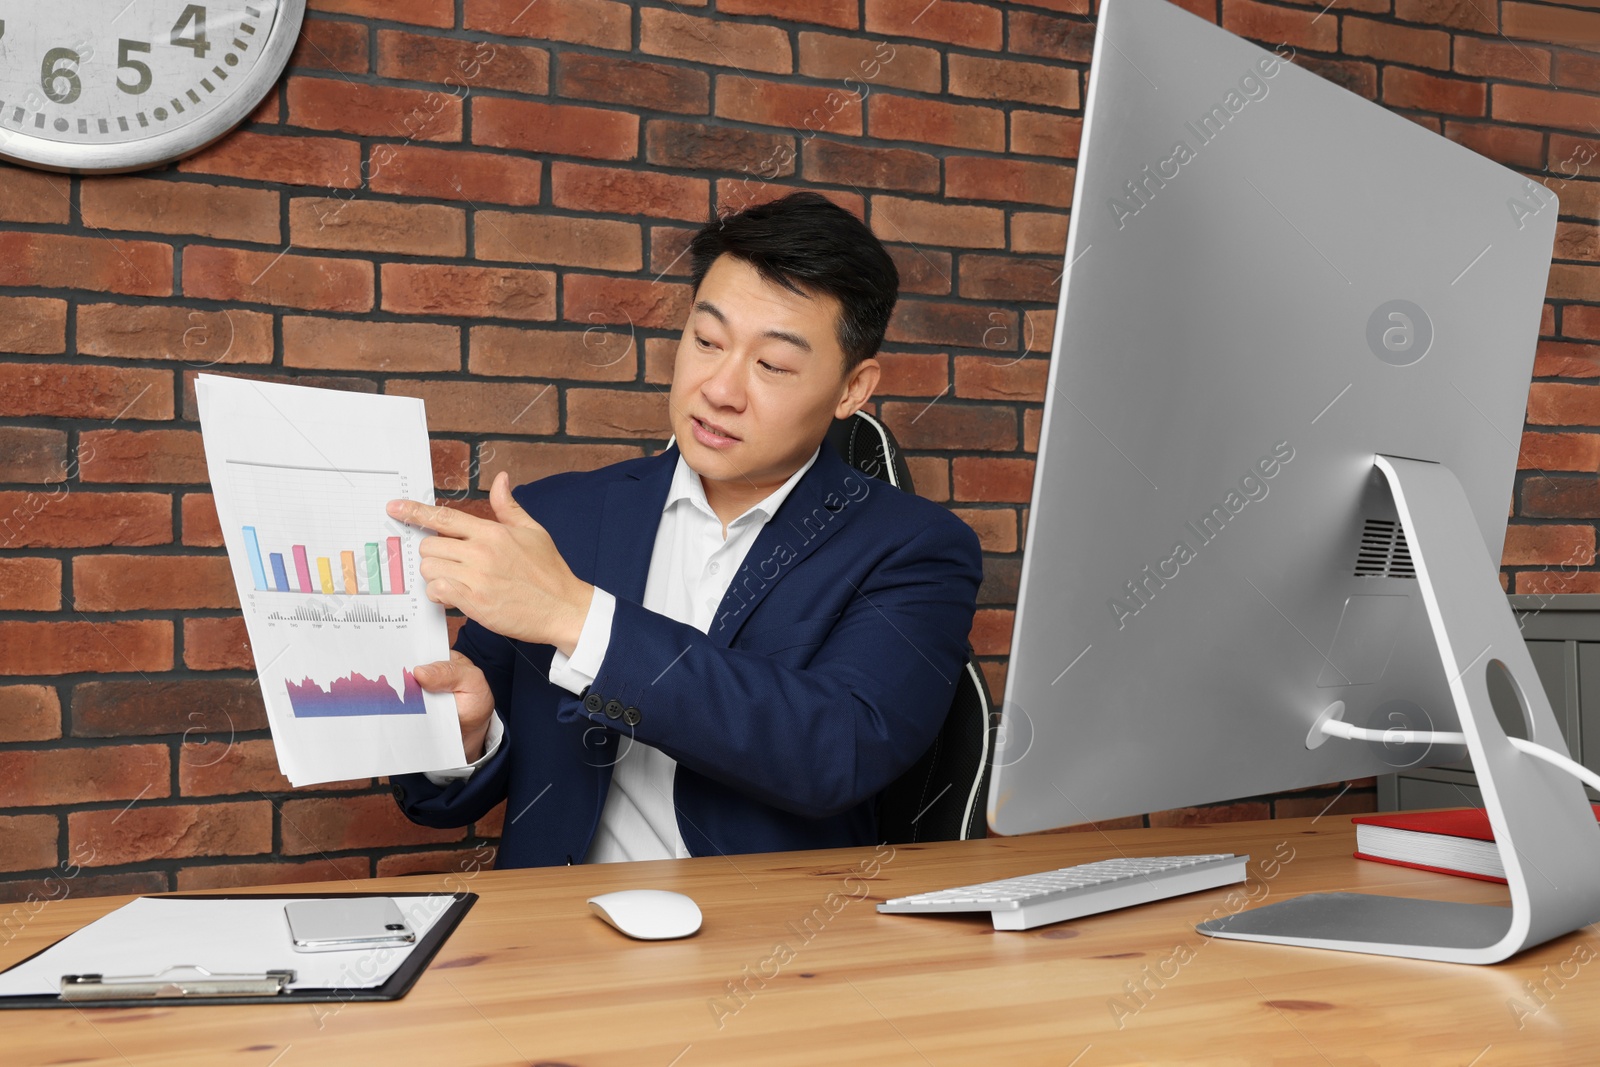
xmin=0 ymin=1 xmax=305 ymax=173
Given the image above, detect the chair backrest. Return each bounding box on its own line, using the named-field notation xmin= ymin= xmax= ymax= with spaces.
xmin=824 ymin=411 xmax=995 ymax=843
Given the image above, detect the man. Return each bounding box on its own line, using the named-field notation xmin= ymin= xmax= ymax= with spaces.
xmin=386 ymin=192 xmax=982 ymax=867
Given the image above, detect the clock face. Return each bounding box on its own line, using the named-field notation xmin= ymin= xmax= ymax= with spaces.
xmin=0 ymin=0 xmax=304 ymax=172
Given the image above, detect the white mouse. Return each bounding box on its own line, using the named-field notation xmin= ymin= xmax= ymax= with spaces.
xmin=587 ymin=889 xmax=703 ymax=940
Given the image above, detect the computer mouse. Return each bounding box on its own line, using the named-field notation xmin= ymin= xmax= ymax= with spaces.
xmin=587 ymin=889 xmax=703 ymax=940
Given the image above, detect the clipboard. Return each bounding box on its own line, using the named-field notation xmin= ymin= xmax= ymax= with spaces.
xmin=0 ymin=891 xmax=476 ymax=1009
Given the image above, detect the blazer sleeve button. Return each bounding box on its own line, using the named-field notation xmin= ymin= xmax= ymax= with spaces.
xmin=603 ymin=698 xmax=624 ymax=720
xmin=622 ymin=705 xmax=642 ymax=727
xmin=584 ymin=692 xmax=604 ymax=713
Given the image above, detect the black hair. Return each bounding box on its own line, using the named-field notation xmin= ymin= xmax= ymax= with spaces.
xmin=687 ymin=191 xmax=899 ymax=378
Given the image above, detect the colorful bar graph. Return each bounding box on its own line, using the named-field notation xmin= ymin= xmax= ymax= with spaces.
xmin=241 ymin=527 xmax=410 ymax=596
xmin=386 ymin=536 xmax=405 ymax=595
xmin=242 ymin=526 xmax=268 ymax=591
xmin=292 ymin=545 xmax=313 ymax=593
xmin=269 ymin=552 xmax=290 ymax=592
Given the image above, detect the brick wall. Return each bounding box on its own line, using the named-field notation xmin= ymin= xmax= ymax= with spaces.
xmin=0 ymin=0 xmax=1594 ymax=898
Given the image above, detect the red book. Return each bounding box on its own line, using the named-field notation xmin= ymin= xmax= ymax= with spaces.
xmin=1352 ymin=805 xmax=1600 ymax=884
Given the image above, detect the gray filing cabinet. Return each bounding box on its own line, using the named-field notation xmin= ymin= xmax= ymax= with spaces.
xmin=1379 ymin=594 xmax=1600 ymax=811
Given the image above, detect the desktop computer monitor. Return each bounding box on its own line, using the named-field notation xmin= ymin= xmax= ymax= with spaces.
xmin=990 ymin=0 xmax=1600 ymax=962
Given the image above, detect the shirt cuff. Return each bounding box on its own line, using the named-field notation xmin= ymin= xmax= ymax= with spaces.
xmin=548 ymin=587 xmax=617 ymax=695
xmin=421 ymin=709 xmax=504 ymax=784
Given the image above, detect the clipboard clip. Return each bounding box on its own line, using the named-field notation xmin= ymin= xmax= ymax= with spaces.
xmin=60 ymin=965 xmax=297 ymax=1001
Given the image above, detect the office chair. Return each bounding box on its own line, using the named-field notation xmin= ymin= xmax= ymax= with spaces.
xmin=823 ymin=410 xmax=996 ymax=844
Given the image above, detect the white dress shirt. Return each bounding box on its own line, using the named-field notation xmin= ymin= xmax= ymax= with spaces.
xmin=425 ymin=443 xmax=822 ymax=865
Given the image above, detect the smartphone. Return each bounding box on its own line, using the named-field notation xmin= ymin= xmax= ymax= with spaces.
xmin=284 ymin=897 xmax=416 ymax=953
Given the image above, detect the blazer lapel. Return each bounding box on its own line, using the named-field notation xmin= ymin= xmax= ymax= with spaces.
xmin=591 ymin=445 xmax=678 ymax=603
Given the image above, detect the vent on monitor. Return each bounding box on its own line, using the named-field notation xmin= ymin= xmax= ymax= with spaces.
xmin=1355 ymin=519 xmax=1416 ymax=579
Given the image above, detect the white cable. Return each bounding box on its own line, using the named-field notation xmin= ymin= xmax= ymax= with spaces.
xmin=1318 ymin=719 xmax=1600 ymax=794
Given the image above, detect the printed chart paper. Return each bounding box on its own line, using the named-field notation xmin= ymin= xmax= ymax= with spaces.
xmin=196 ymin=374 xmax=466 ymax=785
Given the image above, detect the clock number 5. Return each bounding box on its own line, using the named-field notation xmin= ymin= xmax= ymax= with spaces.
xmin=41 ymin=48 xmax=82 ymax=105
xmin=118 ymin=40 xmax=153 ymax=95
xmin=170 ymin=5 xmax=211 ymax=59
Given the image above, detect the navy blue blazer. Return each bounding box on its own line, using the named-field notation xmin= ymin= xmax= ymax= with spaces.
xmin=391 ymin=437 xmax=983 ymax=867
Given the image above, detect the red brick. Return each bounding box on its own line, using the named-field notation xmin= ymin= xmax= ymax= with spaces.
xmin=471 ymin=327 xmax=639 ymax=380
xmin=73 ymin=554 xmax=236 ymax=611
xmin=291 ymin=17 xmax=370 ymax=73
xmin=183 ymin=617 xmax=253 ymax=671
xmin=551 ymin=163 xmax=709 ymax=222
xmin=1550 ymin=136 xmax=1600 ymax=180
xmin=0 ymin=492 xmax=171 ymax=550
xmin=387 ymin=380 xmax=559 ymax=435
xmin=376 ymin=847 xmax=499 ymax=878
xmin=0 ymin=166 xmax=69 ymax=223
xmin=0 ymin=233 xmax=172 ymax=297
xmin=0 ymin=871 xmax=166 ymax=903
xmin=378 ymin=31 xmax=547 ymax=94
xmin=0 ymin=428 xmax=67 ymax=483
xmin=184 ymin=246 xmax=373 ymax=312
xmin=557 ymin=54 xmax=710 ymax=114
xmin=1501 ymin=2 xmax=1600 ymax=49
xmin=882 ymin=245 xmax=948 ymax=298
xmin=865 ymin=0 xmax=1002 ymax=49
xmin=1382 ymin=68 xmax=1486 ymax=116
xmin=1007 ymin=11 xmax=1096 ymax=63
xmin=869 ymin=95 xmax=1005 ymax=152
xmin=1516 ymin=570 xmax=1600 ymax=595
xmin=179 ymin=131 xmax=362 ymax=189
xmin=0 ymin=686 xmax=61 ymax=743
xmin=0 ymin=364 xmax=172 ymax=420
xmin=77 ymin=304 xmax=274 ymax=365
xmin=1012 ymin=112 xmax=1081 ymax=160
xmin=479 ymin=442 xmax=646 ymax=487
xmin=949 ymin=55 xmax=1079 ymax=110
xmin=797 ymin=33 xmax=941 ymax=94
xmin=954 ymin=457 xmax=1035 ymax=502
xmin=283 ymin=318 xmax=460 ymax=373
xmin=476 ymin=213 xmax=642 ymax=273
xmin=957 ymin=255 xmax=1062 ymax=304
xmin=1556 ymin=52 xmax=1600 ymax=93
xmin=879 ymin=401 xmax=1016 ymax=451
xmin=0 ymin=296 xmax=67 ymax=355
xmin=564 ymin=275 xmax=693 ymax=330
xmin=1520 ymin=432 xmax=1600 ymax=473
xmin=1494 ymin=85 xmax=1600 ymax=135
xmin=0 ymin=747 xmax=167 ymax=806
xmin=1536 ymin=340 xmax=1600 ymax=378
xmin=1522 ymin=475 xmax=1600 ymax=517
xmin=566 ymin=389 xmax=671 ymax=439
xmin=287 ymin=76 xmax=462 ymax=142
xmin=368 ymin=145 xmax=542 ymax=206
xmin=875 ymin=352 xmax=950 ymax=396
xmin=280 ymin=794 xmax=465 ymax=853
xmin=289 ymin=197 xmax=466 ymax=256
xmin=71 ymin=802 xmax=273 ymax=867
xmin=0 ymin=559 xmax=60 ymax=612
xmin=80 ymin=178 xmax=280 ymax=244
xmin=308 ymin=0 xmax=453 ymax=26
xmin=1568 ymin=306 xmax=1600 ymax=341
xmin=0 ymin=622 xmax=173 ymax=677
xmin=1011 ymin=213 xmax=1069 ymax=255
xmin=1549 ymin=264 xmax=1600 ymax=302
xmin=651 ymin=226 xmax=697 ymax=277
xmin=906 ymin=455 xmax=949 ymax=501
xmin=1342 ymin=16 xmax=1451 ymax=70
xmin=1297 ymin=56 xmax=1379 ymax=100
xmin=872 ymin=197 xmax=1005 ymax=250
xmin=1443 ymin=122 xmax=1545 ymax=170
xmin=1557 ymin=221 xmax=1599 ymax=263
xmin=432 ymin=438 xmax=474 ymax=493
xmin=886 ymin=301 xmax=1016 ymax=349
xmin=182 ymin=494 xmax=224 ymax=547
xmin=1453 ymin=35 xmax=1550 ymax=82
xmin=947 ymin=157 xmax=1075 ymax=208
xmin=464 ymin=0 xmax=633 ymax=51
xmin=381 ymin=263 xmax=556 ymax=322
xmin=473 ymin=97 xmax=639 ymax=161
xmin=645 ymin=336 xmax=679 ymax=384
xmin=955 ymin=356 xmax=1052 ymax=402
xmin=0 ymin=815 xmax=57 ymax=873
xmin=803 ymin=140 xmax=938 ymax=193
xmin=71 ymin=678 xmax=266 ymax=738
xmin=1528 ymin=383 xmax=1600 ymax=425
xmin=177 ymin=857 xmax=372 ymax=891
xmin=646 ymin=121 xmax=796 ymax=177
xmin=1024 ymin=309 xmax=1055 ymax=354
xmin=716 ymin=77 xmax=863 ymax=136
xmin=78 ymin=429 xmax=208 ymax=484
xmin=720 ymin=0 xmax=855 ymax=27
xmin=641 ymin=9 xmax=791 ymax=73
xmin=1219 ymin=0 xmax=1340 ymax=50
xmin=968 ymin=608 xmax=1013 ymax=655
xmin=1502 ymin=524 xmax=1596 ymax=566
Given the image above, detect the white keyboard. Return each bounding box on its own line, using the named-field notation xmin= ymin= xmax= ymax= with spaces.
xmin=877 ymin=853 xmax=1249 ymax=931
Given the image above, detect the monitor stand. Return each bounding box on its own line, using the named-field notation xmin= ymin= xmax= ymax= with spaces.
xmin=1197 ymin=455 xmax=1600 ymax=964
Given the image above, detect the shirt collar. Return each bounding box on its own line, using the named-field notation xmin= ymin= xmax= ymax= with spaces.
xmin=666 ymin=442 xmax=822 ymax=528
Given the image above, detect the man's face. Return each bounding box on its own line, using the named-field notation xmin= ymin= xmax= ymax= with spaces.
xmin=669 ymin=254 xmax=879 ymax=491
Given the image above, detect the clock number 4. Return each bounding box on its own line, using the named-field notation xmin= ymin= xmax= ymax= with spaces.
xmin=170 ymin=5 xmax=211 ymax=59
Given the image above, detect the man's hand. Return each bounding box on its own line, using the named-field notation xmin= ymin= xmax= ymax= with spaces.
xmin=386 ymin=471 xmax=594 ymax=654
xmin=413 ymin=652 xmax=495 ymax=761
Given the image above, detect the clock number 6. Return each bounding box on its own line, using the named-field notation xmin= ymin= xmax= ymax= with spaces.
xmin=118 ymin=40 xmax=153 ymax=95
xmin=170 ymin=5 xmax=211 ymax=59
xmin=40 ymin=48 xmax=82 ymax=105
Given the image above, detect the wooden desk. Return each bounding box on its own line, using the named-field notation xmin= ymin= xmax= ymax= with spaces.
xmin=4 ymin=816 xmax=1595 ymax=1065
